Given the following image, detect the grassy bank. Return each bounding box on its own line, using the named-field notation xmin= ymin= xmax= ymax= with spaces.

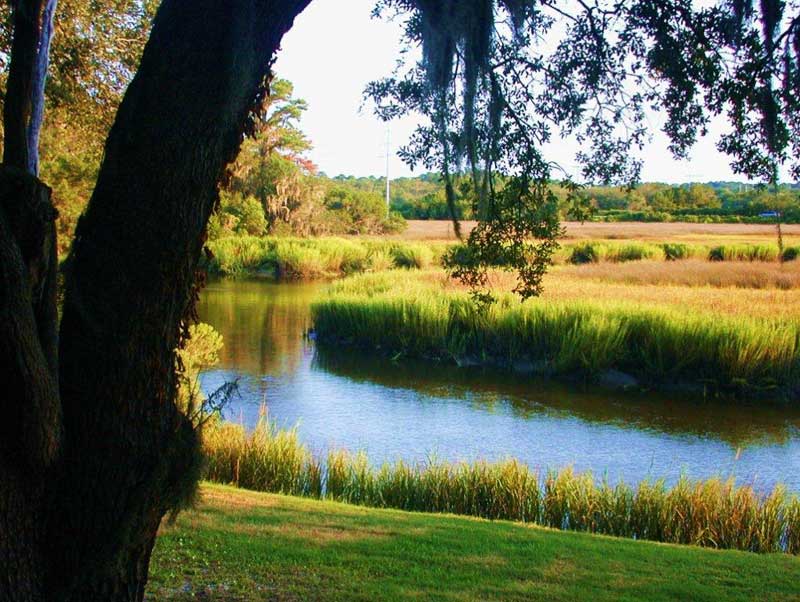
xmin=202 ymin=236 xmax=447 ymax=278
xmin=311 ymin=272 xmax=800 ymax=396
xmin=201 ymin=418 xmax=800 ymax=556
xmin=149 ymin=484 xmax=800 ymax=601
xmin=202 ymin=236 xmax=800 ymax=279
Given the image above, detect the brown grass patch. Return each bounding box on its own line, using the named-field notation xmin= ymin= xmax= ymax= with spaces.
xmin=277 ymin=523 xmax=392 ymax=544
xmin=541 ymin=557 xmax=580 ymax=582
xmin=223 ymin=519 xmax=392 ymax=544
xmin=201 ymin=486 xmax=280 ymax=511
xmin=555 ymin=260 xmax=800 ymax=289
xmin=463 ymin=554 xmax=509 ymax=568
xmin=426 ymin=266 xmax=800 ymax=320
xmin=399 ymin=220 xmax=800 ymax=245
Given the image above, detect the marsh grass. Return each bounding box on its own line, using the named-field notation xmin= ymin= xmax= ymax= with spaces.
xmin=203 ymin=236 xmax=798 ymax=280
xmin=203 ymin=237 xmax=451 ymax=278
xmin=555 ymin=260 xmax=800 ymax=289
xmin=661 ymin=242 xmax=707 ymax=260
xmin=203 ymin=416 xmax=322 ymax=498
xmin=390 ymin=243 xmax=436 ymax=269
xmin=566 ymin=241 xmax=794 ymax=265
xmin=202 ymin=417 xmax=800 ymax=555
xmin=567 ymin=242 xmax=665 ymax=264
xmin=313 ymin=273 xmax=800 ymax=393
xmin=709 ymin=244 xmax=780 ymax=262
xmin=783 ymin=246 xmax=800 ymax=262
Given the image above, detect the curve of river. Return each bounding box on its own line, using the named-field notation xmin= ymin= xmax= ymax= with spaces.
xmin=198 ymin=279 xmax=800 ymax=492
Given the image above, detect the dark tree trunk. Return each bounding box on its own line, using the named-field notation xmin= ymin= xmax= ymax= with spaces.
xmin=0 ymin=1 xmax=311 ymax=601
xmin=1 ymin=0 xmax=62 ymax=573
xmin=0 ymin=168 xmax=60 ymax=602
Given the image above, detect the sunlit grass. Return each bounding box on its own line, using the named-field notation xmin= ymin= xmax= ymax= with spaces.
xmin=202 ymin=236 xmax=800 ymax=280
xmin=203 ymin=236 xmax=451 ymax=278
xmin=313 ymin=271 xmax=800 ymax=393
xmin=149 ymin=484 xmax=800 ymax=601
xmin=553 ymin=260 xmax=800 ymax=290
xmin=201 ymin=418 xmax=800 ymax=555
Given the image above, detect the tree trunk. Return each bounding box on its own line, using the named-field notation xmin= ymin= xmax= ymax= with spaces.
xmin=0 ymin=1 xmax=311 ymax=601
xmin=0 ymin=167 xmax=60 ymax=602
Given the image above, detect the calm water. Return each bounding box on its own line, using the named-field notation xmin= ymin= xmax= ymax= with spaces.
xmin=198 ymin=279 xmax=800 ymax=491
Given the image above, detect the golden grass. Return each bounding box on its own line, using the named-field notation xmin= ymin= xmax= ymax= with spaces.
xmin=552 ymin=260 xmax=800 ymax=290
xmin=399 ymin=220 xmax=800 ymax=245
xmin=543 ymin=274 xmax=800 ymax=321
xmin=414 ymin=267 xmax=800 ymax=321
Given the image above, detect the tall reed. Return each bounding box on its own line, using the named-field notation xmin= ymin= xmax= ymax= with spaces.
xmin=202 ymin=237 xmax=797 ymax=279
xmin=203 ymin=236 xmax=452 ymax=278
xmin=203 ymin=417 xmax=322 ymax=498
xmin=202 ymin=417 xmax=800 ymax=555
xmin=313 ymin=273 xmax=800 ymax=394
xmin=708 ymin=244 xmax=780 ymax=262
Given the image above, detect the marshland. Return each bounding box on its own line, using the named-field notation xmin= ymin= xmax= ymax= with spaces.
xmin=6 ymin=0 xmax=800 ymax=599
xmin=190 ymin=223 xmax=800 ymax=558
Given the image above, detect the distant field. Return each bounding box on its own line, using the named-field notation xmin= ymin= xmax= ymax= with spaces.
xmin=400 ymin=219 xmax=800 ymax=245
xmin=148 ymin=484 xmax=800 ymax=602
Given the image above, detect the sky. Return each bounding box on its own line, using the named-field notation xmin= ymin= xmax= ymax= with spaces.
xmin=274 ymin=0 xmax=774 ymax=184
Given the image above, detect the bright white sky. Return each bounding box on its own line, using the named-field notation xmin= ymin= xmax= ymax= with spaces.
xmin=274 ymin=0 xmax=778 ymax=184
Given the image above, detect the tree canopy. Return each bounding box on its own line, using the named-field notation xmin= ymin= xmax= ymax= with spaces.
xmin=367 ymin=0 xmax=799 ymax=298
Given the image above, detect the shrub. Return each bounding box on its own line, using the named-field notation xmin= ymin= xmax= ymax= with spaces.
xmin=569 ymin=242 xmax=602 ymax=264
xmin=392 ymin=243 xmax=435 ymax=269
xmin=782 ymin=246 xmax=800 ymax=262
xmin=709 ymin=244 xmax=780 ymax=262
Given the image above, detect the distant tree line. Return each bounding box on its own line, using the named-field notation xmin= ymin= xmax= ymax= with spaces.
xmin=374 ymin=174 xmax=800 ymax=223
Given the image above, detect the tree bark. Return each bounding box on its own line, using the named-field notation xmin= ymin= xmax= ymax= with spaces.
xmin=0 ymin=1 xmax=311 ymax=601
xmin=0 ymin=168 xmax=60 ymax=602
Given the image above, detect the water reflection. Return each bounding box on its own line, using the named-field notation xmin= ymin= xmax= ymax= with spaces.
xmin=315 ymin=352 xmax=800 ymax=449
xmin=198 ymin=279 xmax=800 ymax=491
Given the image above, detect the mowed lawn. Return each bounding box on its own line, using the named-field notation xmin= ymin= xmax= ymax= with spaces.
xmin=148 ymin=484 xmax=800 ymax=602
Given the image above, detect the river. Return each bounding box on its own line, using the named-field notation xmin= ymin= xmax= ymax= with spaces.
xmin=198 ymin=279 xmax=800 ymax=491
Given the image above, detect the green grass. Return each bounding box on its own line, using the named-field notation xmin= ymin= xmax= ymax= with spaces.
xmin=661 ymin=242 xmax=706 ymax=260
xmin=709 ymin=244 xmax=781 ymax=262
xmin=148 ymin=484 xmax=800 ymax=601
xmin=311 ymin=272 xmax=800 ymax=395
xmin=565 ymin=241 xmax=795 ymax=264
xmin=567 ymin=241 xmax=665 ymax=264
xmin=202 ymin=237 xmax=798 ymax=279
xmin=202 ymin=236 xmax=451 ymax=279
xmin=202 ymin=418 xmax=800 ymax=556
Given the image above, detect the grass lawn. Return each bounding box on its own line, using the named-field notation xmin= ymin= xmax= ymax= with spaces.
xmin=148 ymin=484 xmax=800 ymax=601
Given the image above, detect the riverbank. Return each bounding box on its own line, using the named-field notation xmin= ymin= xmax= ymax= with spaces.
xmin=199 ymin=418 xmax=800 ymax=556
xmin=148 ymin=483 xmax=800 ymax=601
xmin=202 ymin=236 xmax=448 ymax=278
xmin=196 ymin=279 xmax=800 ymax=494
xmin=202 ymin=235 xmax=800 ymax=279
xmin=311 ymin=271 xmax=800 ymax=397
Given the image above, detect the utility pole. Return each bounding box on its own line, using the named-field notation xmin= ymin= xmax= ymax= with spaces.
xmin=385 ymin=127 xmax=391 ymax=216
